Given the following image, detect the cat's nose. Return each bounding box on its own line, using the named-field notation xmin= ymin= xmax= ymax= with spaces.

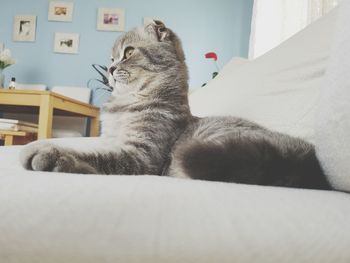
xmin=109 ymin=66 xmax=117 ymax=74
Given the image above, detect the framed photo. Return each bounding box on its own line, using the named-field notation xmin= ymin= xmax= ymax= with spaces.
xmin=97 ymin=8 xmax=125 ymax=32
xmin=54 ymin=33 xmax=79 ymax=54
xmin=48 ymin=1 xmax=74 ymax=22
xmin=13 ymin=15 xmax=37 ymax=42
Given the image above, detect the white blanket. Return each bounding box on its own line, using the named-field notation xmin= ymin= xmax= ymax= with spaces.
xmin=1 ymin=144 xmax=350 ymax=263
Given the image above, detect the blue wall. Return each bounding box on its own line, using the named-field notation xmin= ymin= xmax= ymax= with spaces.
xmin=0 ymin=0 xmax=253 ymax=98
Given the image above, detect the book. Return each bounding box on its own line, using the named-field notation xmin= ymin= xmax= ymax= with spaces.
xmin=0 ymin=118 xmax=38 ymax=133
xmin=0 ymin=118 xmax=38 ymax=128
xmin=0 ymin=123 xmax=38 ymax=133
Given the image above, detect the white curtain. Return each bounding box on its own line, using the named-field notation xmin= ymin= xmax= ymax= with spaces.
xmin=249 ymin=0 xmax=339 ymax=59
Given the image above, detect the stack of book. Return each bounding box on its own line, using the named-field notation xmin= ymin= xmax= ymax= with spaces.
xmin=0 ymin=118 xmax=38 ymax=133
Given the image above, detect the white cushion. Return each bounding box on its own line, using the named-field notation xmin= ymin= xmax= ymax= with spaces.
xmin=315 ymin=1 xmax=350 ymax=192
xmin=51 ymin=86 xmax=92 ymax=138
xmin=16 ymin=83 xmax=47 ymax=91
xmin=52 ymin=128 xmax=84 ymax=138
xmin=51 ymin=86 xmax=91 ymax=103
xmin=190 ymin=9 xmax=338 ymax=143
xmin=220 ymin=57 xmax=249 ymax=71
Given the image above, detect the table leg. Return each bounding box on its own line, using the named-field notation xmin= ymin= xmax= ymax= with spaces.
xmin=89 ymin=115 xmax=100 ymax=137
xmin=4 ymin=135 xmax=14 ymax=146
xmin=38 ymin=95 xmax=53 ymax=139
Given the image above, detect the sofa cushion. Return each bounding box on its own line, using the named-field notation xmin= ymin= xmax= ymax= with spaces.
xmin=315 ymin=1 xmax=350 ymax=192
xmin=189 ymin=9 xmax=338 ymax=143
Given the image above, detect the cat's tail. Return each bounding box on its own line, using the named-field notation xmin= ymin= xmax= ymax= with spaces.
xmin=176 ymin=138 xmax=332 ymax=190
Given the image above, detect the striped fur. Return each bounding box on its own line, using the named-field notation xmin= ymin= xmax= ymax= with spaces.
xmin=20 ymin=21 xmax=331 ymax=190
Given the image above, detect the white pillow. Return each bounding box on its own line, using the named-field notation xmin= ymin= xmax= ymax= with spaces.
xmin=315 ymin=1 xmax=350 ymax=192
xmin=189 ymin=9 xmax=338 ymax=143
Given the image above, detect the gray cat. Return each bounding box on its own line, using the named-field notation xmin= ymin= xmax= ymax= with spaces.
xmin=20 ymin=21 xmax=331 ymax=190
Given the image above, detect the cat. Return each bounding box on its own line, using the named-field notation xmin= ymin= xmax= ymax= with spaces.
xmin=20 ymin=20 xmax=331 ymax=190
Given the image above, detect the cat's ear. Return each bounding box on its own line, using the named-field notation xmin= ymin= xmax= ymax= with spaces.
xmin=152 ymin=20 xmax=170 ymax=41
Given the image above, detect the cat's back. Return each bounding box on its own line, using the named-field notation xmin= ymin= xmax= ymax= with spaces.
xmin=178 ymin=116 xmax=266 ymax=142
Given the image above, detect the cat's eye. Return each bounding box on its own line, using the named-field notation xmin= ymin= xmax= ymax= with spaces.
xmin=123 ymin=47 xmax=135 ymax=60
xmin=110 ymin=56 xmax=114 ymax=62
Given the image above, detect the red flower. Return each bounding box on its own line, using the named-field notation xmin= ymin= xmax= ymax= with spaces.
xmin=205 ymin=52 xmax=218 ymax=61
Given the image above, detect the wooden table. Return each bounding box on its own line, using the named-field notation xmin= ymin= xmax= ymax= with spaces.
xmin=0 ymin=130 xmax=37 ymax=146
xmin=0 ymin=89 xmax=100 ymax=139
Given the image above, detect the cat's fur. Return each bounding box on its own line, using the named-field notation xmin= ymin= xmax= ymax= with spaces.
xmin=20 ymin=21 xmax=331 ymax=190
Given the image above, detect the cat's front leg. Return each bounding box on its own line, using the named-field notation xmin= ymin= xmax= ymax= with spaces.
xmin=20 ymin=142 xmax=98 ymax=174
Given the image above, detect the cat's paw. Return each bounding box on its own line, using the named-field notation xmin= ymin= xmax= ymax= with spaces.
xmin=20 ymin=142 xmax=76 ymax=172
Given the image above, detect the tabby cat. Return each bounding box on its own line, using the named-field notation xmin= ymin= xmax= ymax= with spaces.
xmin=20 ymin=21 xmax=331 ymax=190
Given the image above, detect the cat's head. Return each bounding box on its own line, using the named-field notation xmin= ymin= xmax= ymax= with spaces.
xmin=108 ymin=20 xmax=188 ymax=96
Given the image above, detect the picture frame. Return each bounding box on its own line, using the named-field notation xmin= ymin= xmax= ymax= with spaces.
xmin=13 ymin=15 xmax=37 ymax=42
xmin=48 ymin=1 xmax=74 ymax=22
xmin=54 ymin=32 xmax=80 ymax=54
xmin=97 ymin=8 xmax=125 ymax=32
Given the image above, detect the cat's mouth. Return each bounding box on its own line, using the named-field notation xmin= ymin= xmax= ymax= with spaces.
xmin=114 ymin=70 xmax=130 ymax=84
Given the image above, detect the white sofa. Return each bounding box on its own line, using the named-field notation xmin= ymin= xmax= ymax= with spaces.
xmin=1 ymin=7 xmax=350 ymax=263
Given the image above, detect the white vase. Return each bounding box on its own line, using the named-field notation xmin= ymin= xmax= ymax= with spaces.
xmin=0 ymin=69 xmax=4 ymax=88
